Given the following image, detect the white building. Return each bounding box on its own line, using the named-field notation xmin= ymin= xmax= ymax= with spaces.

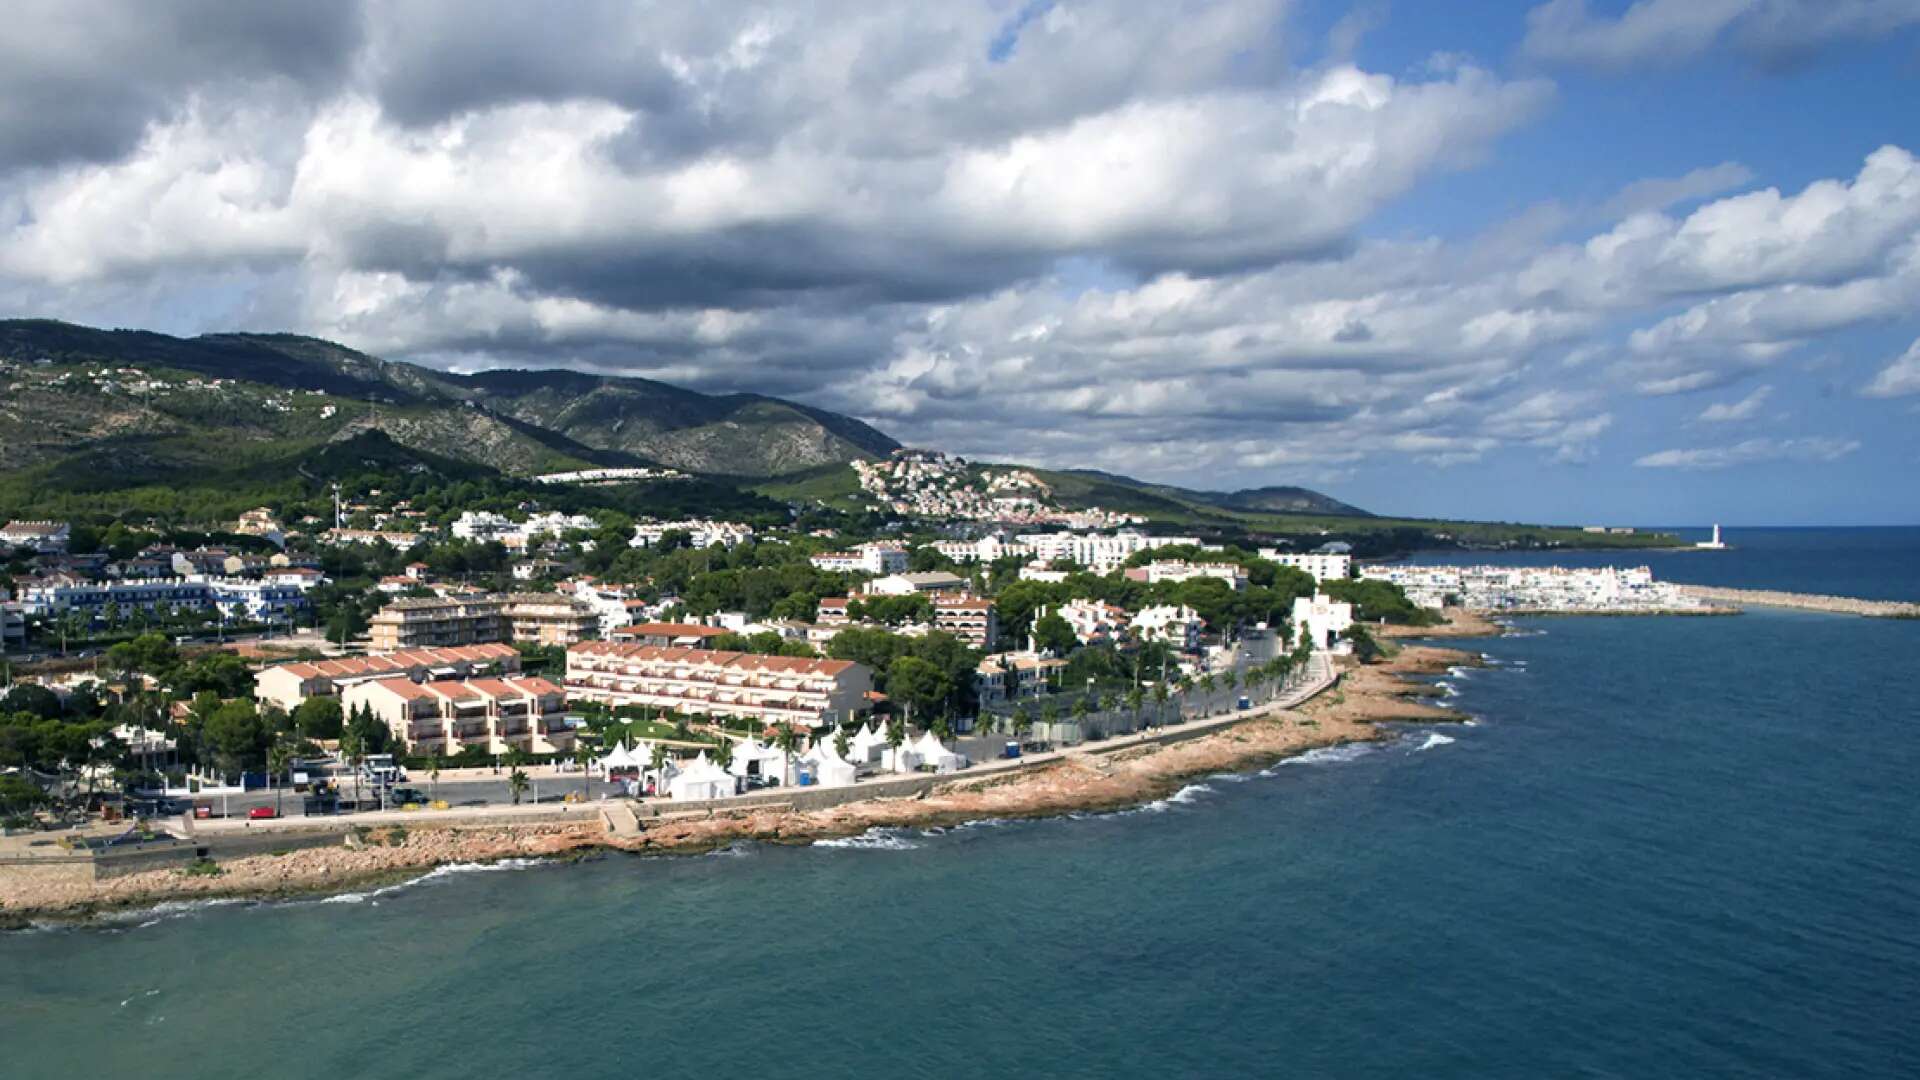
xmin=1123 ymin=560 xmax=1248 ymax=591
xmin=809 ymin=543 xmax=909 ymax=575
xmin=862 ymin=571 xmax=967 ymax=596
xmin=1055 ymin=599 xmax=1129 ymax=644
xmin=1131 ymin=604 xmax=1206 ymax=649
xmin=1258 ymin=550 xmax=1352 ymax=583
xmin=631 ymin=519 xmax=755 ymax=549
xmin=1291 ymin=594 xmax=1354 ymax=652
xmin=0 ymin=521 xmax=69 ymax=553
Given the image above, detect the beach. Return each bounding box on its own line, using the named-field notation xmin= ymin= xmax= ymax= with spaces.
xmin=0 ymin=618 xmax=1490 ymax=923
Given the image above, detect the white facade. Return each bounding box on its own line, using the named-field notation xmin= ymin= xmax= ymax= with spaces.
xmin=1291 ymin=594 xmax=1354 ymax=651
xmin=809 ymin=543 xmax=909 ymax=575
xmin=1131 ymin=604 xmax=1206 ymax=649
xmin=1358 ymin=564 xmax=1703 ymax=612
xmin=0 ymin=521 xmax=69 ymax=553
xmin=631 ymin=519 xmax=755 ymax=549
xmin=1258 ymin=550 xmax=1352 ymax=583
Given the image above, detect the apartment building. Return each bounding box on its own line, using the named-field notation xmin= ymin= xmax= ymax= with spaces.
xmin=0 ymin=520 xmax=70 ymax=553
xmin=502 ymin=593 xmax=600 ymax=646
xmin=253 ymin=643 xmax=521 ymax=711
xmin=566 ymin=642 xmax=874 ymax=729
xmin=1123 ymin=560 xmax=1248 ymax=590
xmin=2 ymin=603 xmax=23 ymax=650
xmin=367 ymin=593 xmax=598 ymax=650
xmin=932 ymin=595 xmax=998 ymax=649
xmin=1131 ymin=604 xmax=1206 ymax=649
xmin=17 ymin=575 xmax=308 ymax=623
xmin=808 ymin=543 xmax=909 ymax=575
xmin=609 ymin=622 xmax=733 ymax=647
xmin=974 ymin=651 xmax=1068 ymax=705
xmin=1055 ymin=598 xmax=1130 ymax=644
xmin=862 ymin=571 xmax=967 ymax=596
xmin=1258 ymin=550 xmax=1352 ymax=583
xmin=369 ymin=595 xmax=508 ymax=650
xmin=342 ymin=675 xmax=574 ymax=756
xmin=630 ymin=519 xmax=755 ymax=549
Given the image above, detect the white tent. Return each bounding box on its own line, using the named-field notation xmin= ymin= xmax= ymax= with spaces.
xmin=802 ymin=736 xmax=859 ymax=788
xmin=729 ymin=739 xmax=789 ymax=785
xmin=669 ymin=752 xmax=738 ymax=801
xmin=599 ymin=741 xmax=640 ymax=772
xmin=912 ymin=730 xmax=965 ymax=773
xmin=848 ymin=722 xmax=889 ymax=765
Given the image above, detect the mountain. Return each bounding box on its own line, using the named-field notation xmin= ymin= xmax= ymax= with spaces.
xmin=0 ymin=319 xmax=897 ymax=479
xmin=1019 ymin=468 xmax=1371 ymax=521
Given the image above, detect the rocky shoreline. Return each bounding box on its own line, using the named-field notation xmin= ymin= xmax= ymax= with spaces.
xmin=3 ymin=618 xmax=1495 ymax=928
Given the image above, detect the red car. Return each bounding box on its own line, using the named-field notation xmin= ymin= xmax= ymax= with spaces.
xmin=247 ymin=806 xmax=279 ymax=820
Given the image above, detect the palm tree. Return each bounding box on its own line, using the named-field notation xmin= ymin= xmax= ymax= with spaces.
xmin=267 ymin=738 xmax=294 ymax=817
xmin=573 ymin=742 xmax=597 ymax=797
xmin=1070 ymin=696 xmax=1091 ymax=740
xmin=774 ymin=721 xmax=801 ymax=785
xmin=712 ymin=738 xmax=734 ymax=771
xmin=1150 ymin=683 xmax=1169 ymax=729
xmin=882 ymin=717 xmax=905 ymax=772
xmin=1039 ymin=699 xmax=1058 ymax=741
xmin=1125 ymin=688 xmax=1144 ymax=733
xmin=1011 ymin=704 xmax=1031 ymax=744
xmin=506 ymin=748 xmax=530 ymax=804
xmin=428 ymin=751 xmax=444 ymax=802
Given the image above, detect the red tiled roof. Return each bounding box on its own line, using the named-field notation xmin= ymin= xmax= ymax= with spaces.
xmin=612 ymin=622 xmax=730 ymax=639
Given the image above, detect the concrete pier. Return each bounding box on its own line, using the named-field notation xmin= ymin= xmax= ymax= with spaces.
xmin=1678 ymin=585 xmax=1920 ymax=619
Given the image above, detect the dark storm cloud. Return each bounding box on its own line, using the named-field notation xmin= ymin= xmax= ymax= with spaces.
xmin=0 ymin=0 xmax=364 ymax=168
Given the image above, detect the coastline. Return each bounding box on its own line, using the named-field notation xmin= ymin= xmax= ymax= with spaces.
xmin=2 ymin=616 xmax=1496 ymax=928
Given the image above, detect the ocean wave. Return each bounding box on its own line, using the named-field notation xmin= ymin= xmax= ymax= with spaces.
xmin=1414 ymin=732 xmax=1456 ymax=752
xmin=1207 ymin=771 xmax=1252 ymax=783
xmin=1272 ymin=744 xmax=1376 ymax=770
xmin=1434 ymin=680 xmax=1458 ymax=698
xmin=318 ymin=858 xmax=548 ymax=905
xmin=814 ymin=827 xmax=921 ymax=851
xmin=923 ymin=817 xmax=1015 ymax=837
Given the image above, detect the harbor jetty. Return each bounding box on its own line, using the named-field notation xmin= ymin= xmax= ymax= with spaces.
xmin=1678 ymin=585 xmax=1920 ymax=619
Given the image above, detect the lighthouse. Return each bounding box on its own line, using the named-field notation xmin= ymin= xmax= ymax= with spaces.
xmin=1695 ymin=524 xmax=1727 ymax=550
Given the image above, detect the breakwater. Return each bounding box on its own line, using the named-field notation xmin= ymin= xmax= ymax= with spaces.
xmin=1678 ymin=585 xmax=1920 ymax=618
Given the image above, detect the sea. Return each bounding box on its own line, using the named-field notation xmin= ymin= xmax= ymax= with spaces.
xmin=2 ymin=528 xmax=1917 ymax=1078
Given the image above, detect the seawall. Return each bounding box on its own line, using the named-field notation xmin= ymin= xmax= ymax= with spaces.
xmin=1678 ymin=585 xmax=1920 ymax=618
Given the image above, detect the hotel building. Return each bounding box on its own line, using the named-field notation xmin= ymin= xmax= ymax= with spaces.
xmin=566 ymin=642 xmax=874 ymax=728
xmin=342 ymin=675 xmax=574 ymax=756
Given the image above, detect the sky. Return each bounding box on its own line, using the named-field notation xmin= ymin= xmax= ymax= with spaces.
xmin=1 ymin=1 xmax=1918 ymax=526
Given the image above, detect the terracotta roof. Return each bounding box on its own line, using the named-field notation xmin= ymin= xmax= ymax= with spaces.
xmin=571 ymin=640 xmax=857 ymax=677
xmin=612 ymin=622 xmax=731 ymax=639
xmin=363 ymin=677 xmax=434 ymax=701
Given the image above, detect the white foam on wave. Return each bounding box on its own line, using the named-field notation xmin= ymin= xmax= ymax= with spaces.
xmin=1208 ymin=771 xmax=1253 ymax=784
xmin=814 ymin=827 xmax=921 ymax=851
xmin=1272 ymin=744 xmax=1376 ymax=771
xmin=1414 ymin=732 xmax=1456 ymax=752
xmin=923 ymin=817 xmax=1015 ymax=837
xmin=318 ymin=857 xmax=548 ymax=905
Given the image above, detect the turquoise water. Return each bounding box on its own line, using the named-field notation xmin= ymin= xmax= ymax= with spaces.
xmin=1405 ymin=525 xmax=1920 ymax=602
xmin=4 ymin=613 xmax=1918 ymax=1076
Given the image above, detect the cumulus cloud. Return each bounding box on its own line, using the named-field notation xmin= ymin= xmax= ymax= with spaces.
xmin=1634 ymin=436 xmax=1861 ymax=469
xmin=1695 ymin=384 xmax=1774 ymax=421
xmin=0 ymin=1 xmax=1914 ymax=492
xmin=1863 ymin=337 xmax=1920 ymax=397
xmin=1521 ymin=0 xmax=1920 ymax=70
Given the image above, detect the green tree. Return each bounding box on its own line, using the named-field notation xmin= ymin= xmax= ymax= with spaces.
xmin=885 ymin=655 xmax=948 ymax=725
xmin=293 ymin=696 xmax=344 ymax=740
xmin=1031 ymin=611 xmax=1077 ymax=655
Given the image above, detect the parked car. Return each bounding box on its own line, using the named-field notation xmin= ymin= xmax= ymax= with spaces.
xmin=246 ymin=806 xmax=279 ymax=820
